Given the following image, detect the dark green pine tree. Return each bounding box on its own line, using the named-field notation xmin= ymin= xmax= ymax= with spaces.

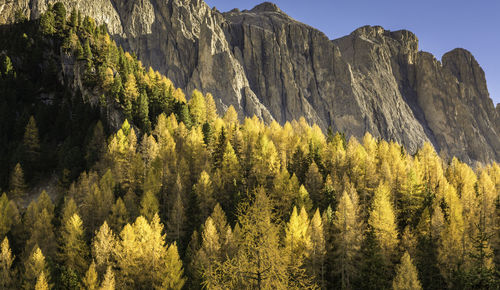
xmin=357 ymin=228 xmax=391 ymax=290
xmin=464 ymin=213 xmax=499 ymax=288
xmin=175 ymin=102 xmax=192 ymax=129
xmin=326 ymin=126 xmax=335 ymax=143
xmin=9 ymin=163 xmax=27 ymax=206
xmin=23 ymin=116 xmax=40 ymax=176
xmin=52 ymin=2 xmax=66 ymax=31
xmin=39 ymin=9 xmax=56 ymax=35
xmin=202 ymin=122 xmax=214 ymax=150
xmin=288 ymin=146 xmax=309 ymax=184
xmin=69 ymin=7 xmax=78 ymax=28
xmin=110 ymin=72 xmax=123 ymax=99
xmin=74 ymin=39 xmax=84 ymax=59
xmin=212 ymin=127 xmax=226 ymax=169
xmin=137 ymin=92 xmax=151 ymax=133
xmin=83 ymin=39 xmax=93 ymax=63
xmin=85 ymin=121 xmax=106 ymax=168
xmin=414 ymin=216 xmax=446 ymax=290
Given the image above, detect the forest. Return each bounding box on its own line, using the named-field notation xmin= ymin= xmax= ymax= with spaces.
xmin=0 ymin=3 xmax=499 ymax=289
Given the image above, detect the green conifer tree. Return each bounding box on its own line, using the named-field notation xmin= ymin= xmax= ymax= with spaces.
xmin=9 ymin=163 xmax=26 ymax=206
xmin=23 ymin=116 xmax=40 ymax=174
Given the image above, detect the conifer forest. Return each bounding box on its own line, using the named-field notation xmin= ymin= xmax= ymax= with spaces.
xmin=0 ymin=3 xmax=499 ymax=289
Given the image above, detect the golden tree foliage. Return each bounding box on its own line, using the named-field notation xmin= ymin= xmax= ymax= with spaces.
xmin=115 ymin=214 xmax=185 ymax=289
xmin=220 ymin=188 xmax=292 ymax=289
xmin=285 ymin=206 xmax=312 ymax=265
xmin=333 ymin=190 xmax=362 ymax=289
xmin=123 ymin=73 xmax=139 ymax=101
xmin=223 ymin=106 xmax=238 ymax=126
xmin=197 ymin=217 xmax=221 ymax=289
xmin=252 ymin=134 xmax=280 ymax=185
xmin=92 ymin=221 xmax=117 ymax=275
xmin=416 ymin=142 xmax=444 ymax=191
xmin=23 ymin=246 xmax=50 ymax=290
xmin=437 ymin=181 xmax=465 ymax=284
xmin=99 ymin=266 xmax=116 ymax=290
xmin=307 ymin=209 xmax=326 ymax=288
xmin=9 ymin=163 xmax=27 ymax=205
xmin=369 ymin=182 xmax=398 ymax=260
xmin=392 ymin=251 xmax=422 ymax=290
xmin=0 ymin=193 xmax=19 ymax=241
xmin=204 ymin=93 xmax=217 ymax=125
xmin=59 ymin=213 xmax=88 ymax=275
xmin=194 ymin=171 xmax=216 ymax=222
xmin=0 ymin=237 xmax=15 ymax=289
xmin=24 ymin=191 xmax=57 ymax=260
xmin=188 ymin=89 xmax=207 ymax=126
xmin=34 ymin=272 xmax=49 ymax=290
xmin=83 ymin=261 xmax=99 ymax=290
xmin=139 ymin=190 xmax=159 ymax=222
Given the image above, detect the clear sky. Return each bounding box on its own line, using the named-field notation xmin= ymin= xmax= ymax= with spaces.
xmin=206 ymin=0 xmax=500 ymax=106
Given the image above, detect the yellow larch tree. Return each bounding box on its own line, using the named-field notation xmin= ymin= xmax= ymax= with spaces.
xmin=368 ymin=182 xmax=398 ymax=262
xmin=23 ymin=245 xmax=50 ymax=290
xmin=59 ymin=213 xmax=88 ymax=276
xmin=0 ymin=237 xmax=15 ymax=289
xmin=204 ymin=93 xmax=217 ymax=125
xmin=285 ymin=206 xmax=312 ymax=266
xmin=92 ymin=221 xmax=117 ymax=276
xmin=115 ymin=214 xmax=184 ymax=289
xmin=307 ymin=209 xmax=326 ymax=288
xmin=99 ymin=266 xmax=115 ymax=290
xmin=333 ymin=190 xmax=363 ymax=289
xmin=392 ymin=251 xmax=422 ymax=290
xmin=83 ymin=261 xmax=99 ymax=290
xmin=197 ymin=217 xmax=221 ymax=289
xmin=34 ymin=272 xmax=49 ymax=290
xmin=194 ymin=171 xmax=216 ymax=223
xmin=188 ymin=89 xmax=207 ymax=126
xmin=437 ymin=181 xmax=465 ymax=286
xmin=221 ymin=188 xmax=291 ymax=289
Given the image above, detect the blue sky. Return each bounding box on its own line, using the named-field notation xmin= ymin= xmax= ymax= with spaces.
xmin=206 ymin=0 xmax=500 ymax=106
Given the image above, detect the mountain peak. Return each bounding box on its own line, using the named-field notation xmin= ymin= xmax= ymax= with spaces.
xmin=350 ymin=25 xmax=419 ymax=46
xmin=250 ymin=2 xmax=282 ymax=13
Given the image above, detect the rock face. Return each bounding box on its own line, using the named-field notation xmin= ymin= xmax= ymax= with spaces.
xmin=1 ymin=0 xmax=498 ymax=163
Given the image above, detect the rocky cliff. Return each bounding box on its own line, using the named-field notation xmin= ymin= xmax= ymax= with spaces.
xmin=1 ymin=0 xmax=498 ymax=163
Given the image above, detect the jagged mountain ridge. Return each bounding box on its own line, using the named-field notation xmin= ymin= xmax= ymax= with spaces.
xmin=1 ymin=0 xmax=498 ymax=163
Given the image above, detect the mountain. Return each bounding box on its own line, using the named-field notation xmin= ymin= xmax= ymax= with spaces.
xmin=1 ymin=0 xmax=498 ymax=164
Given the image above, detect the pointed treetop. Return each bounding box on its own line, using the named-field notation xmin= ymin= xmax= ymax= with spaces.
xmin=34 ymin=272 xmax=49 ymax=290
xmin=392 ymin=251 xmax=422 ymax=290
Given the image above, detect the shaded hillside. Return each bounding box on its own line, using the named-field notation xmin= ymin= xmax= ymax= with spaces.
xmin=0 ymin=4 xmax=194 ymax=188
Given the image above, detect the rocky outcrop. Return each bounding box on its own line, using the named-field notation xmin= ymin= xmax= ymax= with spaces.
xmin=415 ymin=49 xmax=500 ymax=162
xmin=1 ymin=0 xmax=498 ymax=163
